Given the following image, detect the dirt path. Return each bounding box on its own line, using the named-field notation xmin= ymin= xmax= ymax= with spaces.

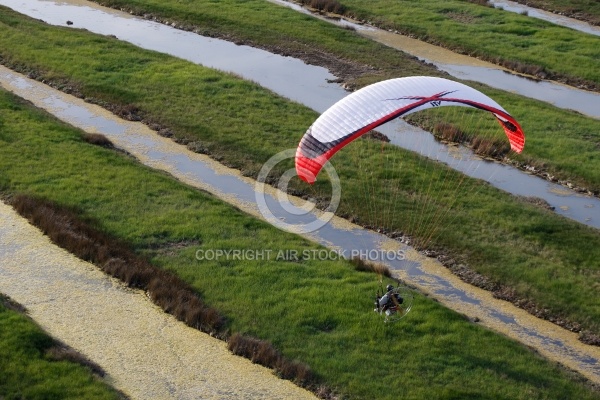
xmin=0 ymin=201 xmax=316 ymax=399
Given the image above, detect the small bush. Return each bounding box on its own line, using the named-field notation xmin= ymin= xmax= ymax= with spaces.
xmin=350 ymin=256 xmax=392 ymax=277
xmin=434 ymin=122 xmax=468 ymax=143
xmin=83 ymin=132 xmax=113 ymax=148
xmin=300 ymin=0 xmax=346 ymax=14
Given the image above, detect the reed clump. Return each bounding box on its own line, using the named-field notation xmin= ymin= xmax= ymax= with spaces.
xmin=228 ymin=333 xmax=314 ymax=385
xmin=350 ymin=256 xmax=392 ymax=277
xmin=299 ymin=0 xmax=346 ymax=14
xmin=434 ymin=122 xmax=510 ymax=158
xmin=45 ymin=343 xmax=106 ymax=377
xmin=83 ymin=133 xmax=114 ymax=148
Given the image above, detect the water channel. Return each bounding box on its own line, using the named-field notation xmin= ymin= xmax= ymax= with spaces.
xmin=489 ymin=0 xmax=600 ymax=36
xmin=274 ymin=0 xmax=600 ymax=119
xmin=1 ymin=0 xmax=600 ymax=383
xmin=2 ymin=63 xmax=599 ymax=385
xmin=2 ymin=0 xmax=598 ymax=228
xmin=277 ymin=0 xmax=600 ymax=37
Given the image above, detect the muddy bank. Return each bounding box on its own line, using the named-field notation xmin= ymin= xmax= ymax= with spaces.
xmin=298 ymin=1 xmax=600 ymax=92
xmin=404 ymin=118 xmax=599 ymax=197
xmin=432 ymin=251 xmax=600 ymax=346
xmin=0 ymin=200 xmax=317 ymax=400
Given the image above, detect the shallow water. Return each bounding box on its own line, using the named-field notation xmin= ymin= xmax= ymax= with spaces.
xmin=273 ymin=0 xmax=600 ymax=119
xmin=489 ymin=0 xmax=600 ymax=36
xmin=1 ymin=65 xmax=598 ymax=384
xmin=4 ymin=0 xmax=600 ymax=119
xmin=377 ymin=121 xmax=599 ymax=229
xmin=2 ymin=0 xmax=598 ymax=229
xmin=0 ymin=0 xmax=347 ymax=113
xmin=278 ymin=0 xmax=600 ymax=37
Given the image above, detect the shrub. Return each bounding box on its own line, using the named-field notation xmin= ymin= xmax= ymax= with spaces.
xmin=83 ymin=132 xmax=114 ymax=148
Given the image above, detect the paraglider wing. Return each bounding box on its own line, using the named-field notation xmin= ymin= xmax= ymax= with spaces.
xmin=295 ymin=76 xmax=525 ymax=183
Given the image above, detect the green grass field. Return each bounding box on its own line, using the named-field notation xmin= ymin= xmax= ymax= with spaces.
xmin=1 ymin=85 xmax=598 ymax=399
xmin=82 ymin=0 xmax=600 ymax=193
xmin=1 ymin=2 xmax=600 ymax=398
xmin=0 ymin=5 xmax=599 ymax=334
xmin=336 ymin=0 xmax=600 ymax=87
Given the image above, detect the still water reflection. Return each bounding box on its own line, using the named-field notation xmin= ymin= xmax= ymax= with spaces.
xmin=273 ymin=0 xmax=600 ymax=119
xmin=2 ymin=0 xmax=596 ymax=228
xmin=489 ymin=0 xmax=600 ymax=36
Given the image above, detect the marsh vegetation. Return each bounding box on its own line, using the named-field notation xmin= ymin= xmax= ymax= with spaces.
xmin=1 ymin=88 xmax=599 ymax=399
xmin=1 ymin=1 xmax=599 ymax=398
